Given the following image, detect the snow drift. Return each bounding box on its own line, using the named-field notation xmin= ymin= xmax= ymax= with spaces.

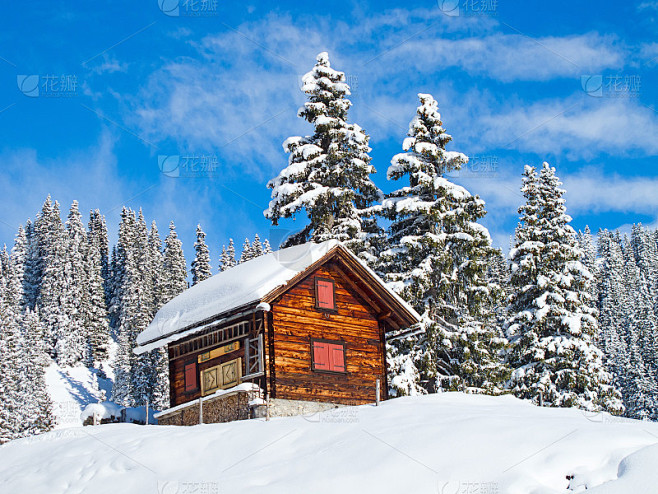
xmin=1 ymin=393 xmax=657 ymax=493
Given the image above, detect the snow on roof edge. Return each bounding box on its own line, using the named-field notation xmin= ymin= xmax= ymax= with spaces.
xmin=135 ymin=239 xmax=421 ymax=354
xmin=135 ymin=240 xmax=341 ymax=350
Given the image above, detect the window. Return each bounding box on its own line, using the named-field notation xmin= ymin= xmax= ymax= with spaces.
xmin=315 ymin=278 xmax=335 ymax=310
xmin=184 ymin=361 xmax=198 ymax=392
xmin=312 ymin=340 xmax=346 ymax=373
xmin=200 ymin=358 xmax=243 ymax=396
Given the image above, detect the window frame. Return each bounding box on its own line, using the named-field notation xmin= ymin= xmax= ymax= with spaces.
xmin=183 ymin=359 xmax=199 ymax=394
xmin=310 ymin=338 xmax=347 ymax=374
xmin=314 ymin=277 xmax=337 ymax=312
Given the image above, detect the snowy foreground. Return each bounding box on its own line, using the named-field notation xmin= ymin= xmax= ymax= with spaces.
xmin=1 ymin=393 xmax=657 ymax=494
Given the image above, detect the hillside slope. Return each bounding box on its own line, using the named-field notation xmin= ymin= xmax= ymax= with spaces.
xmin=1 ymin=393 xmax=657 ymax=494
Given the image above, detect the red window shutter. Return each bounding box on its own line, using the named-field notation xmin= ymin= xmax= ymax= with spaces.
xmin=328 ymin=344 xmax=345 ymax=372
xmin=184 ymin=363 xmax=197 ymax=392
xmin=313 ymin=342 xmax=330 ymax=371
xmin=317 ymin=280 xmax=335 ymax=309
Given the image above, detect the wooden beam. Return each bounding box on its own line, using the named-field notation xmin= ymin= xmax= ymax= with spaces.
xmin=376 ymin=311 xmax=392 ymax=321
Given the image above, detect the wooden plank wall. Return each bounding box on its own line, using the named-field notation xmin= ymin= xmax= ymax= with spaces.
xmin=270 ymin=262 xmax=386 ymax=405
xmin=168 ymin=335 xmax=246 ymax=407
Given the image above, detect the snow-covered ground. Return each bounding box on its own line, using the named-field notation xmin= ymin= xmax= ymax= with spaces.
xmin=1 ymin=393 xmax=657 ymax=493
xmin=46 ymin=362 xmax=113 ymax=428
xmin=46 ymin=341 xmax=117 ymax=428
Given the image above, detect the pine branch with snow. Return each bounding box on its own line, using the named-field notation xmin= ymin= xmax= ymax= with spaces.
xmin=191 ymin=224 xmax=212 ymax=286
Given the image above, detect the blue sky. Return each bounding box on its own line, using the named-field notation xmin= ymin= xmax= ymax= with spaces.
xmin=1 ymin=0 xmax=658 ymax=266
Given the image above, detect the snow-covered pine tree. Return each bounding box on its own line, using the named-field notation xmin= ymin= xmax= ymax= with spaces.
xmin=107 ymin=244 xmax=121 ymax=339
xmin=239 ymin=238 xmax=252 ymax=264
xmin=596 ymin=230 xmax=628 ymax=375
xmin=506 ymin=163 xmax=622 ymax=413
xmin=262 ymin=238 xmax=272 ymax=254
xmin=23 ymin=219 xmax=41 ymax=311
xmin=265 ymin=52 xmax=381 ymax=251
xmin=10 ymin=225 xmax=28 ymax=310
xmin=83 ymin=209 xmax=111 ymax=365
xmin=111 ymin=208 xmax=139 ymax=406
xmin=145 ymin=220 xmax=187 ymax=410
xmin=577 ymin=226 xmax=598 ymax=303
xmin=84 ymin=238 xmax=110 ymax=366
xmin=619 ymin=232 xmax=658 ymax=418
xmin=251 ymin=234 xmax=264 ymax=258
xmin=162 ymin=221 xmax=187 ymax=303
xmin=0 ymin=245 xmax=9 ymax=280
xmin=21 ymin=308 xmax=54 ymax=435
xmin=0 ymin=259 xmax=27 ymax=442
xmin=88 ymin=210 xmax=111 ymax=308
xmin=226 ymin=239 xmax=237 ymax=268
xmin=148 ymin=221 xmax=164 ymax=311
xmin=218 ymin=246 xmax=228 ymax=272
xmin=55 ymin=201 xmax=89 ymax=366
xmin=0 ymin=249 xmax=53 ymax=441
xmin=218 ymin=239 xmax=237 ymax=272
xmin=631 ymin=224 xmax=658 ymax=301
xmin=129 ymin=211 xmax=159 ymax=408
xmin=191 ymin=224 xmax=212 ymax=285
xmin=379 ymin=93 xmax=506 ymax=395
xmin=35 ymin=196 xmax=69 ymax=357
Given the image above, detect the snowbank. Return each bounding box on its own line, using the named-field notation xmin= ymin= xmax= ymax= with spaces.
xmin=80 ymin=402 xmax=122 ymax=422
xmin=1 ymin=393 xmax=657 ymax=493
xmin=46 ymin=360 xmax=114 ymax=429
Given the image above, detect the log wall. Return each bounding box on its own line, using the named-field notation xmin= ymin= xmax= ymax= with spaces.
xmin=270 ymin=263 xmax=386 ymax=405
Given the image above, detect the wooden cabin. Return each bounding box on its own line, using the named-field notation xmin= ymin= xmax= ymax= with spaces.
xmin=135 ymin=240 xmax=420 ymax=425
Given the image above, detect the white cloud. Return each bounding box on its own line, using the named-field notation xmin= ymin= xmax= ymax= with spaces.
xmin=455 ymin=94 xmax=658 ymax=159
xmin=381 ymin=32 xmax=625 ymax=82
xmin=128 ymin=11 xmax=636 ymax=177
xmin=87 ymin=54 xmax=129 ymax=75
xmin=0 ymin=132 xmax=125 ymax=243
xmin=563 ymin=168 xmax=658 ymax=215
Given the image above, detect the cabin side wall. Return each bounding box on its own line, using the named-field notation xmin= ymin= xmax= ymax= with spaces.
xmin=168 ymin=342 xmax=245 ymax=407
xmin=270 ymin=263 xmax=386 ymax=405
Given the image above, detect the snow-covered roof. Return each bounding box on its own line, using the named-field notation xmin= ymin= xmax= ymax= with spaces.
xmin=135 ymin=240 xmax=420 ymax=354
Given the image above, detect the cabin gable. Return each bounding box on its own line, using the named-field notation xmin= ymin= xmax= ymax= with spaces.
xmin=268 ymin=260 xmax=387 ymax=405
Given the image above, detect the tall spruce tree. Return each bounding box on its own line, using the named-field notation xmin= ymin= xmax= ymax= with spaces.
xmin=191 ymin=224 xmax=212 ymax=285
xmin=21 ymin=308 xmax=54 ymax=435
xmin=23 ymin=219 xmax=40 ymax=311
xmin=10 ymin=225 xmax=28 ymax=310
xmin=129 ymin=211 xmax=158 ymax=408
xmin=506 ymin=163 xmax=622 ymax=413
xmin=88 ymin=210 xmax=111 ymax=308
xmin=0 ymin=255 xmax=27 ymax=442
xmin=219 ymin=239 xmax=237 ymax=272
xmin=84 ymin=237 xmax=110 ymax=366
xmin=111 ymin=208 xmax=138 ymax=406
xmin=0 ymin=256 xmax=53 ymax=442
xmin=162 ymin=221 xmax=187 ymax=303
xmin=55 ymin=201 xmax=89 ymax=366
xmin=239 ymin=238 xmax=252 ymax=264
xmin=35 ymin=197 xmax=69 ymax=357
xmin=251 ymin=234 xmax=264 ymax=257
xmin=265 ymin=52 xmax=381 ymax=251
xmin=379 ymin=93 xmax=507 ymax=395
xmin=577 ymin=226 xmax=598 ymax=302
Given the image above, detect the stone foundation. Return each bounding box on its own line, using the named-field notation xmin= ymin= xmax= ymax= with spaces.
xmin=156 ymin=392 xmax=353 ymax=425
xmin=266 ymin=398 xmax=345 ymax=418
